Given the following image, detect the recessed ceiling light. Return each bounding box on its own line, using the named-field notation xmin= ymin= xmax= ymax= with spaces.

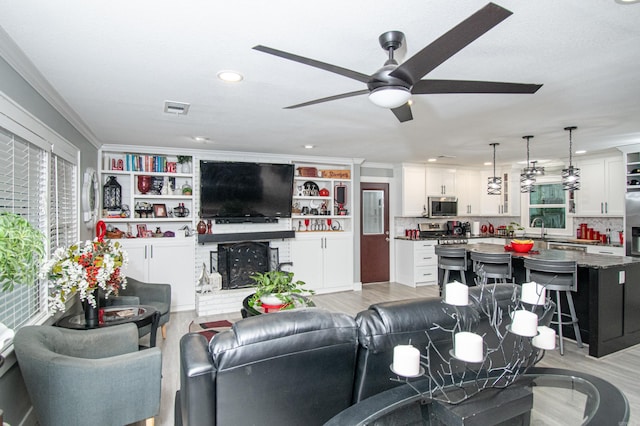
xmin=575 ymin=150 xmax=587 ymax=154
xmin=427 ymin=158 xmax=437 ymax=162
xmin=303 ymin=145 xmax=314 ymax=149
xmin=484 ymin=162 xmax=492 ymax=166
xmin=217 ymin=70 xmax=243 ymax=82
xmin=193 ymin=136 xmax=210 ymax=142
xmin=615 ymin=0 xmax=640 ymax=4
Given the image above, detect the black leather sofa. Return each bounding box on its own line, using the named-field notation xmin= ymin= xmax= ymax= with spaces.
xmin=175 ymin=284 xmax=555 ymax=426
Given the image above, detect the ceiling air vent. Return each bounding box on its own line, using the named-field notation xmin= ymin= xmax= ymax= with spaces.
xmin=163 ymin=101 xmax=190 ymax=115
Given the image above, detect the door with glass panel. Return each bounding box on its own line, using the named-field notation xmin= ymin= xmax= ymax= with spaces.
xmin=360 ymin=183 xmax=390 ymax=283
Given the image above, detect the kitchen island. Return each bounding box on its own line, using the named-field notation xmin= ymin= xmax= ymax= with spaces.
xmin=445 ymin=242 xmax=640 ymax=357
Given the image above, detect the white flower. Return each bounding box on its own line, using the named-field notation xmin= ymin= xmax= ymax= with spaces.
xmin=41 ymin=238 xmax=128 ymax=313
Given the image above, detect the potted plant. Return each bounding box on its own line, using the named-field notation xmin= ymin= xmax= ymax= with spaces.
xmin=0 ymin=212 xmax=46 ymax=292
xmin=177 ymin=155 xmax=192 ymax=173
xmin=508 ymin=222 xmax=525 ymax=238
xmin=248 ymin=270 xmax=314 ymax=311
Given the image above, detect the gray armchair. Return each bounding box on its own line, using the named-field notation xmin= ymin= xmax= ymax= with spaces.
xmin=107 ymin=277 xmax=171 ymax=339
xmin=14 ymin=323 xmax=162 ymax=426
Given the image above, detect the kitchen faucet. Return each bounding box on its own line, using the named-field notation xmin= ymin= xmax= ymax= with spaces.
xmin=530 ymin=217 xmax=545 ymax=239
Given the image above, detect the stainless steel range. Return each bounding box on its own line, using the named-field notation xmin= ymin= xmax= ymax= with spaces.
xmin=418 ymin=222 xmax=468 ymax=244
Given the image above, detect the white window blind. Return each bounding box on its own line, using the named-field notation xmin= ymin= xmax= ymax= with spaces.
xmin=49 ymin=154 xmax=77 ymax=251
xmin=0 ymin=126 xmax=48 ymax=329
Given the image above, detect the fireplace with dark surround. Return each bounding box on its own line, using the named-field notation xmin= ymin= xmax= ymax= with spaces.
xmin=215 ymin=242 xmax=278 ymax=289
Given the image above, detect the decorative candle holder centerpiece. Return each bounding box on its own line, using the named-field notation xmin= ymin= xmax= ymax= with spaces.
xmin=390 ymin=268 xmax=556 ymax=405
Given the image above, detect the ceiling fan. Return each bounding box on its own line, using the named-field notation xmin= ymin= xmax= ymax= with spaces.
xmin=253 ymin=2 xmax=542 ymax=123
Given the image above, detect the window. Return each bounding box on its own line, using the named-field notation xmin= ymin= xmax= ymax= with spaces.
xmin=0 ymin=127 xmax=49 ymax=329
xmin=524 ymin=179 xmax=571 ymax=236
xmin=0 ymin=95 xmax=78 ymax=331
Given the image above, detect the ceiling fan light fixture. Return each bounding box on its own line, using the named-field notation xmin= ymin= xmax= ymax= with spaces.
xmin=368 ymin=86 xmax=411 ymax=109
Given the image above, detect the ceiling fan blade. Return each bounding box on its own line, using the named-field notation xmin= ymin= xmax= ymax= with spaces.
xmin=284 ymin=89 xmax=370 ymax=109
xmin=391 ymin=3 xmax=512 ymax=84
xmin=391 ymin=103 xmax=413 ymax=122
xmin=253 ymin=45 xmax=371 ymax=84
xmin=411 ymin=79 xmax=542 ymax=94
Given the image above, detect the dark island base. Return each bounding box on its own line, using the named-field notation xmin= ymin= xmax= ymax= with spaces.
xmin=438 ymin=247 xmax=640 ymax=358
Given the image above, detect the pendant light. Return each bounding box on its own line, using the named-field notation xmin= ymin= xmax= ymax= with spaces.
xmin=487 ymin=143 xmax=502 ymax=195
xmin=562 ymin=126 xmax=581 ymax=191
xmin=520 ymin=135 xmax=536 ymax=193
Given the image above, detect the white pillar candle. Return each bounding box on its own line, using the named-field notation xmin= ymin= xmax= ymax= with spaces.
xmin=444 ymin=281 xmax=469 ymax=306
xmin=510 ymin=310 xmax=539 ymax=336
xmin=454 ymin=332 xmax=484 ymax=363
xmin=392 ymin=345 xmax=421 ymax=377
xmin=532 ymin=326 xmax=556 ymax=350
xmin=521 ymin=281 xmax=546 ymax=305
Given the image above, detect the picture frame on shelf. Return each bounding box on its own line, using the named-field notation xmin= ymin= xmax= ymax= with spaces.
xmin=153 ymin=204 xmax=167 ymax=218
xmin=136 ymin=224 xmax=147 ymax=238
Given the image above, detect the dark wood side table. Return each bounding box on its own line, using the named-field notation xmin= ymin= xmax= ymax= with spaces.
xmin=55 ymin=305 xmax=161 ymax=347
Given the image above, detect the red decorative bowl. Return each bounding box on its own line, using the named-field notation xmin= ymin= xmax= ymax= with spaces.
xmin=511 ymin=240 xmax=534 ymax=253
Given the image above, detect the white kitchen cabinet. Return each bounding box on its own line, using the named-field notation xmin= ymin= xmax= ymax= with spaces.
xmin=398 ymin=165 xmax=427 ymax=216
xmin=395 ymin=239 xmax=438 ymax=287
xmin=118 ymin=238 xmax=195 ymax=311
xmin=456 ymin=169 xmax=480 ymax=216
xmin=478 ymin=168 xmax=516 ymax=216
xmin=586 ymin=245 xmax=625 ymax=256
xmin=426 ymin=167 xmax=456 ymax=196
xmin=576 ymin=156 xmax=624 ymax=216
xmin=290 ymin=233 xmax=354 ymax=293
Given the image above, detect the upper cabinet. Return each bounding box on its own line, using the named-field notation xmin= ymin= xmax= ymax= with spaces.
xmin=425 ymin=167 xmax=456 ymax=196
xmin=398 ymin=165 xmax=427 ymax=217
xmin=478 ymin=168 xmax=518 ymax=216
xmin=575 ymin=155 xmax=624 ymax=216
xmin=456 ymin=169 xmax=480 ymax=216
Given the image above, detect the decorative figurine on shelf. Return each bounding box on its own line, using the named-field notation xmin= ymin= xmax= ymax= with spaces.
xmin=206 ymin=220 xmax=212 ymax=234
xmin=103 ymin=176 xmax=122 ymax=210
xmin=137 ymin=175 xmax=152 ymax=195
xmin=197 ymin=220 xmax=207 ymax=234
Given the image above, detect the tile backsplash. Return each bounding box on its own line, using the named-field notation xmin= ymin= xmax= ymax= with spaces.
xmin=395 ymin=216 xmax=623 ymax=238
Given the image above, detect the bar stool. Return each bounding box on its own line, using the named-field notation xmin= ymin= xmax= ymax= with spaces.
xmin=524 ymin=258 xmax=582 ymax=356
xmin=470 ymin=251 xmax=512 ymax=283
xmin=435 ymin=245 xmax=468 ymax=288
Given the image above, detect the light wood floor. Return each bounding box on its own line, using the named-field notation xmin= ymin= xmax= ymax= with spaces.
xmin=150 ymin=282 xmax=637 ymax=426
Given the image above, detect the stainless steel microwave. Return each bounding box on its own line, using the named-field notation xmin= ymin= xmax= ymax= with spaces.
xmin=428 ymin=196 xmax=458 ymax=217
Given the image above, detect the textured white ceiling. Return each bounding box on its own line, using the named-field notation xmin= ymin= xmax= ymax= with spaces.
xmin=1 ymin=0 xmax=639 ymax=167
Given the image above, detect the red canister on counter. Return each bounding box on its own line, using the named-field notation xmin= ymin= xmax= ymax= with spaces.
xmin=579 ymin=223 xmax=588 ymax=239
xmin=576 ymin=228 xmax=582 ymax=239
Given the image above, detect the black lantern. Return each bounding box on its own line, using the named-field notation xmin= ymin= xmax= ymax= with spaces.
xmin=103 ymin=176 xmax=122 ymax=210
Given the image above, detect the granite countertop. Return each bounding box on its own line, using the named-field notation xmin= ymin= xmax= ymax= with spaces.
xmin=395 ymin=235 xmax=624 ymax=249
xmin=449 ymin=242 xmax=640 ymax=269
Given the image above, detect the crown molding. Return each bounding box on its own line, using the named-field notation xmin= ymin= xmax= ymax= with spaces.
xmin=0 ymin=27 xmax=101 ymax=148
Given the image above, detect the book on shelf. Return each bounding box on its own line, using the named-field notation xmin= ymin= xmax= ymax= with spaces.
xmin=124 ymin=154 xmax=169 ymax=173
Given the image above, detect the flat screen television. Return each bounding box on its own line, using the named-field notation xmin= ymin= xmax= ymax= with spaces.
xmin=200 ymin=160 xmax=294 ymax=222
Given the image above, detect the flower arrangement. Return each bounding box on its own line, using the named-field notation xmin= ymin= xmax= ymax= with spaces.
xmin=41 ymin=239 xmax=129 ymax=313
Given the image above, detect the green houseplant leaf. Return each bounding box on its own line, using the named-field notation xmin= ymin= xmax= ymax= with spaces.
xmin=0 ymin=212 xmax=46 ymax=292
